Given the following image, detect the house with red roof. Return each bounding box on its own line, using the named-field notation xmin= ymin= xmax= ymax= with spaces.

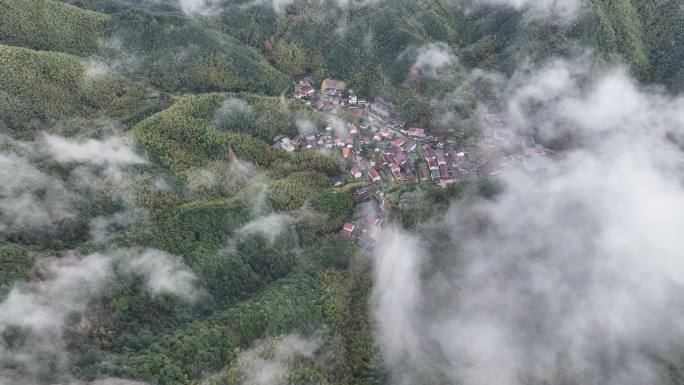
xmin=339 ymin=222 xmax=355 ymax=238
xmin=351 ymin=166 xmax=362 ymax=179
xmin=390 ymin=164 xmax=404 ymax=181
xmin=407 ymin=127 xmax=425 ymax=138
xmin=391 ymin=137 xmax=405 ymax=147
xmin=368 ymin=168 xmax=381 ymax=182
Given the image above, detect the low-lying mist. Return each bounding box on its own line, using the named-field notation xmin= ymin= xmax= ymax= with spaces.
xmin=372 ymin=58 xmax=684 ymax=385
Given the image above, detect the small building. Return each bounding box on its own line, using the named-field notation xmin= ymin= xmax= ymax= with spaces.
xmin=479 ymin=165 xmax=503 ymax=177
xmin=423 ymin=144 xmax=437 ymax=160
xmin=403 ymin=140 xmax=417 ymax=152
xmin=439 ymin=164 xmax=450 ymax=180
xmin=390 ymin=164 xmax=404 ymax=181
xmin=339 ymin=222 xmax=355 ymax=238
xmin=355 ymin=186 xmax=371 ymax=196
xmin=302 ymin=139 xmax=314 ymax=149
xmin=351 ymin=166 xmax=362 ymax=179
xmin=302 ymin=85 xmax=315 ymax=96
xmin=279 ymin=137 xmax=296 ymax=152
xmin=356 ymin=236 xmax=370 ymax=250
xmin=312 ymin=100 xmax=326 ymax=111
xmin=407 ymin=127 xmax=425 ymax=138
xmin=368 ymin=168 xmax=381 ymax=182
xmin=418 ymin=168 xmax=428 ymax=182
xmin=391 ymin=137 xmax=405 ymax=147
xmin=436 ymin=136 xmax=445 ymax=149
xmin=370 ymin=100 xmax=392 ymax=117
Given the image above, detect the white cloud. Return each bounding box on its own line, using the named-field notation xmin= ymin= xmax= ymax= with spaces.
xmin=214 ymin=97 xmax=255 ymax=130
xmin=412 ymin=43 xmax=455 ymax=74
xmin=234 ymin=334 xmax=319 ymax=385
xmin=0 ymin=253 xmax=111 ymax=333
xmin=0 ymin=248 xmax=199 ymax=384
xmin=0 ymin=152 xmax=74 ymax=234
xmin=123 ymin=249 xmax=201 ymax=302
xmin=327 ymin=115 xmax=349 ymax=140
xmin=43 ymin=135 xmax=146 ymax=167
xmin=239 ymin=213 xmax=291 ymax=245
xmin=296 ymin=119 xmax=316 ymax=136
xmin=370 ymin=228 xmax=425 ymax=367
xmin=175 ymin=0 xmax=216 ymax=14
xmin=0 ymin=253 xmax=112 ymax=384
xmin=371 ymin=58 xmax=684 ymax=385
xmin=468 ymin=0 xmax=581 ymax=19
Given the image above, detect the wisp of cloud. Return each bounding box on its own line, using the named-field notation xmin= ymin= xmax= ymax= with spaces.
xmin=371 ymin=58 xmax=684 ymax=385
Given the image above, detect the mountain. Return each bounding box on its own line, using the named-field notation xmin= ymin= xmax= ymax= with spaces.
xmin=1 ymin=1 xmax=683 ymax=385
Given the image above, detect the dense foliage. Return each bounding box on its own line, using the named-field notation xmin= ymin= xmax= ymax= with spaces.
xmin=0 ymin=44 xmax=159 ymax=130
xmin=269 ymin=171 xmax=331 ymax=211
xmin=0 ymin=0 xmax=108 ymax=56
xmin=1 ymin=1 xmax=683 ymax=385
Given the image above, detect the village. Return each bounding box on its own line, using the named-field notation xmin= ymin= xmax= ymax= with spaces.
xmin=275 ymin=76 xmax=551 ymax=250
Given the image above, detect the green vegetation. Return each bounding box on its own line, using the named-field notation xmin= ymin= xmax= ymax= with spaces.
xmin=321 ymin=266 xmax=385 ymax=385
xmin=274 ymin=41 xmax=308 ymax=78
xmin=0 ymin=244 xmax=31 ymax=298
xmin=106 ymin=9 xmax=289 ymax=94
xmin=133 ymin=93 xmax=328 ymax=174
xmin=0 ymin=0 xmax=108 ymax=56
xmin=139 ymin=197 xmax=252 ymax=260
xmin=1 ymin=1 xmax=683 ymax=385
xmin=589 ymin=0 xmax=648 ymax=77
xmin=132 ymin=94 xmax=238 ymax=173
xmin=310 ymin=188 xmax=354 ymax=231
xmin=214 ymin=93 xmax=325 ymax=142
xmin=269 ymin=171 xmax=330 ymax=211
xmin=626 ymin=0 xmax=684 ymax=90
xmin=0 ymin=44 xmax=158 ymax=130
xmin=111 ymin=274 xmax=322 ymax=384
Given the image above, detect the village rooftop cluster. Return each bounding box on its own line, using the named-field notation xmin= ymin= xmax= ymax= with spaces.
xmin=280 ymin=77 xmax=551 ymax=183
xmin=275 ymin=76 xmax=551 ymax=248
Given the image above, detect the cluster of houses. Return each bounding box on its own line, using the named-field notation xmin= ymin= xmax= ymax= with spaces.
xmin=286 ymin=76 xmax=552 ymax=247
xmin=288 ymin=77 xmax=496 ymax=186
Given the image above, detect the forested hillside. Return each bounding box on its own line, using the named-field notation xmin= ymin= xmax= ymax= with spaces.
xmin=0 ymin=0 xmax=108 ymax=56
xmin=0 ymin=0 xmax=683 ymax=384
